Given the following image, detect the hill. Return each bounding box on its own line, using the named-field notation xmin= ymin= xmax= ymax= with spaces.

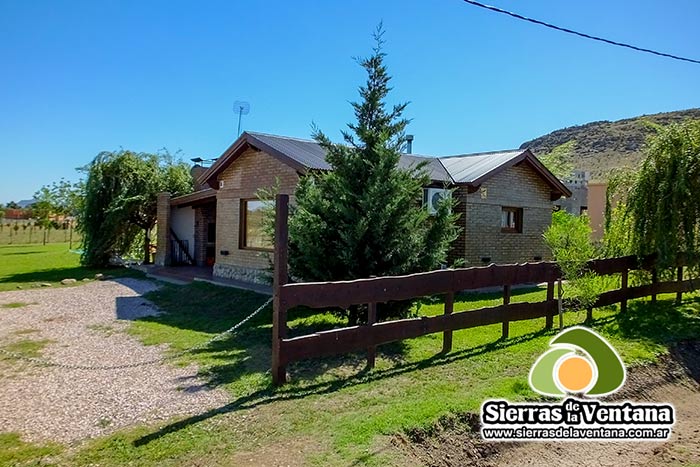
xmin=520 ymin=108 xmax=700 ymax=180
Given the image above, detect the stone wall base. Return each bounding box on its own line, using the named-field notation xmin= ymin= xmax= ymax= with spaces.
xmin=213 ymin=263 xmax=271 ymax=285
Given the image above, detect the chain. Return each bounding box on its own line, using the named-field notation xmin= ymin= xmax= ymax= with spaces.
xmin=0 ymin=297 xmax=273 ymax=371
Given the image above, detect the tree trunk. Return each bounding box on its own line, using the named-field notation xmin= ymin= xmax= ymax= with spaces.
xmin=143 ymin=228 xmax=152 ymax=265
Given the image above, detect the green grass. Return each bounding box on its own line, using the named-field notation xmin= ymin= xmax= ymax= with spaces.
xmin=1 ymin=338 xmax=54 ymax=359
xmin=0 ymin=243 xmax=141 ymax=292
xmin=0 ymin=222 xmax=82 ymax=246
xmin=1 ymin=302 xmax=34 ymax=309
xmin=57 ymin=282 xmax=700 ymax=466
xmin=0 ymin=432 xmax=63 ymax=466
xmin=0 ymin=338 xmax=54 ymax=379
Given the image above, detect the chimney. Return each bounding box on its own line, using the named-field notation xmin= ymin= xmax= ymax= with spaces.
xmin=190 ymin=164 xmax=207 ymax=191
xmin=406 ymin=134 xmax=414 ymax=154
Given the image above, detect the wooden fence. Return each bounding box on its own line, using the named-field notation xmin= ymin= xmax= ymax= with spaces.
xmin=271 ymin=194 xmax=697 ymax=385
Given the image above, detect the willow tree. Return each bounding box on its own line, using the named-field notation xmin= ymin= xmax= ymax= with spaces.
xmin=80 ymin=150 xmax=192 ymax=267
xmin=627 ymin=120 xmax=700 ymax=268
xmin=287 ymin=28 xmax=459 ymax=324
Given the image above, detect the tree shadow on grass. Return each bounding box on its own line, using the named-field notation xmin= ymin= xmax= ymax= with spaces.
xmin=609 ymin=296 xmax=700 ymax=345
xmin=136 ymin=281 xmax=552 ymax=394
xmin=2 ymin=250 xmax=44 ymax=256
xmin=0 ymin=266 xmax=139 ymax=285
xmin=131 ymin=294 xmax=700 ymax=448
xmin=132 ymin=326 xmax=552 ymax=448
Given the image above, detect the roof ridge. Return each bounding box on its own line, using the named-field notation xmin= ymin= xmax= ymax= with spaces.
xmin=245 ymin=131 xmax=318 ymax=144
xmin=438 ymin=149 xmax=523 ymax=160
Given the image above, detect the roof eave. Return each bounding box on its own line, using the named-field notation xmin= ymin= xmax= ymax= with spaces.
xmin=199 ymin=132 xmax=313 ymax=189
xmin=198 ymin=134 xmax=251 ymax=189
xmin=519 ymin=149 xmax=573 ymax=199
xmin=456 ymin=149 xmax=572 ymax=200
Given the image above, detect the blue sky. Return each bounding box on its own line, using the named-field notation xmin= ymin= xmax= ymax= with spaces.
xmin=1 ymin=0 xmax=699 ymax=203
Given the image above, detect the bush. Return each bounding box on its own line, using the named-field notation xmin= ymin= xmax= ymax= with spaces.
xmin=544 ymin=211 xmax=603 ymax=310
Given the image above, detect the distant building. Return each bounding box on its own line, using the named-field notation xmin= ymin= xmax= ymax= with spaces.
xmin=587 ymin=182 xmax=607 ymax=241
xmin=556 ymin=170 xmax=590 ymax=216
xmin=555 ymin=170 xmax=607 ymax=241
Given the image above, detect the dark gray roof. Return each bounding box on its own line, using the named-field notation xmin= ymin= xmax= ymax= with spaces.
xmin=439 ymin=150 xmax=525 ymax=184
xmin=397 ymin=153 xmax=452 ymax=183
xmin=246 ymin=132 xmax=452 ymax=182
xmin=203 ymin=131 xmax=569 ymax=198
xmin=247 ymin=132 xmax=331 ymax=170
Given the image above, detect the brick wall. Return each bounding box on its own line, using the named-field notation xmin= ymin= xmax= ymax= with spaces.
xmin=155 ymin=192 xmax=171 ymax=266
xmin=459 ymin=164 xmax=553 ymax=265
xmin=207 ymin=149 xmax=555 ymax=280
xmin=213 ymin=148 xmax=299 ymax=282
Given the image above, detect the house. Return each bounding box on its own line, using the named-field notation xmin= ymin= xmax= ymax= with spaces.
xmin=155 ymin=131 xmax=571 ymax=284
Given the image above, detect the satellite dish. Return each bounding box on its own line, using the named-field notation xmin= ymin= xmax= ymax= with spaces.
xmin=233 ymin=101 xmax=250 ymax=135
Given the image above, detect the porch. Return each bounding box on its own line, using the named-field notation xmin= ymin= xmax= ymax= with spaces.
xmin=138 ymin=264 xmax=272 ymax=295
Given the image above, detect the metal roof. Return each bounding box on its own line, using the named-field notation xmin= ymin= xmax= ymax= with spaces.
xmin=247 ymin=132 xmax=331 ymax=171
xmin=438 ymin=150 xmax=525 ymax=184
xmin=200 ymin=132 xmax=570 ymax=198
xmin=247 ymin=132 xmax=452 ymax=183
xmin=397 ymin=153 xmax=452 ymax=183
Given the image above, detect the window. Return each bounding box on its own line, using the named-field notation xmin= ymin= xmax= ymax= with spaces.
xmin=501 ymin=207 xmax=523 ymax=233
xmin=240 ymin=199 xmax=273 ymax=250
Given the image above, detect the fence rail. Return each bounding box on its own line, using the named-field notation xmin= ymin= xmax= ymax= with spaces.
xmin=270 ymin=194 xmax=697 ymax=385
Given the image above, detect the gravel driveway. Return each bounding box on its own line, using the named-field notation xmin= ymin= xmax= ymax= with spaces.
xmin=0 ymin=278 xmax=230 ymax=444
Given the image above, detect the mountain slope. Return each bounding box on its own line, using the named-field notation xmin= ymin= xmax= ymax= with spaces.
xmin=520 ymin=108 xmax=700 ymax=180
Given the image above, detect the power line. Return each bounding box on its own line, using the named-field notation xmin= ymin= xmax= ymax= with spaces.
xmin=460 ymin=0 xmax=700 ymax=65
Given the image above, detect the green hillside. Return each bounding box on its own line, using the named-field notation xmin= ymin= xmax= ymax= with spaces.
xmin=521 ymin=108 xmax=700 ymax=180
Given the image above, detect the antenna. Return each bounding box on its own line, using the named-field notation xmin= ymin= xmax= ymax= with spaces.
xmin=233 ymin=101 xmax=250 ymax=136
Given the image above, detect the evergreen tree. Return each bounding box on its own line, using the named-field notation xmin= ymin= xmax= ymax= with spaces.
xmin=287 ymin=28 xmax=459 ymax=323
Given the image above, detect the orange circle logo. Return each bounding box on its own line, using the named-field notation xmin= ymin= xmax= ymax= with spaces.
xmin=557 ymin=355 xmax=593 ymax=392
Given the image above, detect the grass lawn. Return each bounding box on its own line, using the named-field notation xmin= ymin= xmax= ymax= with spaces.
xmin=1 ymin=245 xmax=697 ymax=465
xmin=0 ymin=223 xmax=82 ymax=246
xmin=44 ymin=282 xmax=698 ymax=466
xmin=0 ymin=433 xmax=63 ymax=467
xmin=0 ymin=243 xmax=141 ymax=292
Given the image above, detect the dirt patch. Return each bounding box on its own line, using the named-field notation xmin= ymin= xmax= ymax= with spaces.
xmin=396 ymin=340 xmax=700 ymax=467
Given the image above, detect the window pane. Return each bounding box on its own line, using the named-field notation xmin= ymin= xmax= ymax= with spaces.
xmin=501 ymin=210 xmax=509 ymax=228
xmin=244 ymin=200 xmax=272 ymax=249
xmin=501 ymin=209 xmax=515 ymax=229
xmin=501 ymin=207 xmax=521 ymax=232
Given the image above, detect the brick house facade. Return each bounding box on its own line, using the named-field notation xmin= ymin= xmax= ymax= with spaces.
xmin=155 ymin=132 xmax=570 ymax=283
xmin=452 ymin=165 xmax=554 ymax=265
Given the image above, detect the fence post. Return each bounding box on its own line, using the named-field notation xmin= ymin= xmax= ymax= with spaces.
xmin=558 ymin=279 xmax=564 ymax=330
xmin=676 ymin=266 xmax=684 ymax=304
xmin=620 ymin=267 xmax=628 ymax=313
xmin=651 ymin=267 xmax=658 ymax=304
xmin=442 ymin=292 xmax=454 ymax=353
xmin=272 ymin=194 xmax=289 ymax=386
xmin=367 ymin=302 xmax=377 ymax=368
xmin=502 ymin=285 xmax=511 ymax=339
xmin=545 ymin=281 xmax=554 ymax=330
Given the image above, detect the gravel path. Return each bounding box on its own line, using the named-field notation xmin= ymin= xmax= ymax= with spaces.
xmin=0 ymin=278 xmax=230 ymax=444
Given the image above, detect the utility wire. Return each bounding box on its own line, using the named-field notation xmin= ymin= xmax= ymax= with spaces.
xmin=460 ymin=0 xmax=700 ymax=65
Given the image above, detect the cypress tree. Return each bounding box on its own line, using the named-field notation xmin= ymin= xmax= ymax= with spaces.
xmin=287 ymin=27 xmax=459 ymax=323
